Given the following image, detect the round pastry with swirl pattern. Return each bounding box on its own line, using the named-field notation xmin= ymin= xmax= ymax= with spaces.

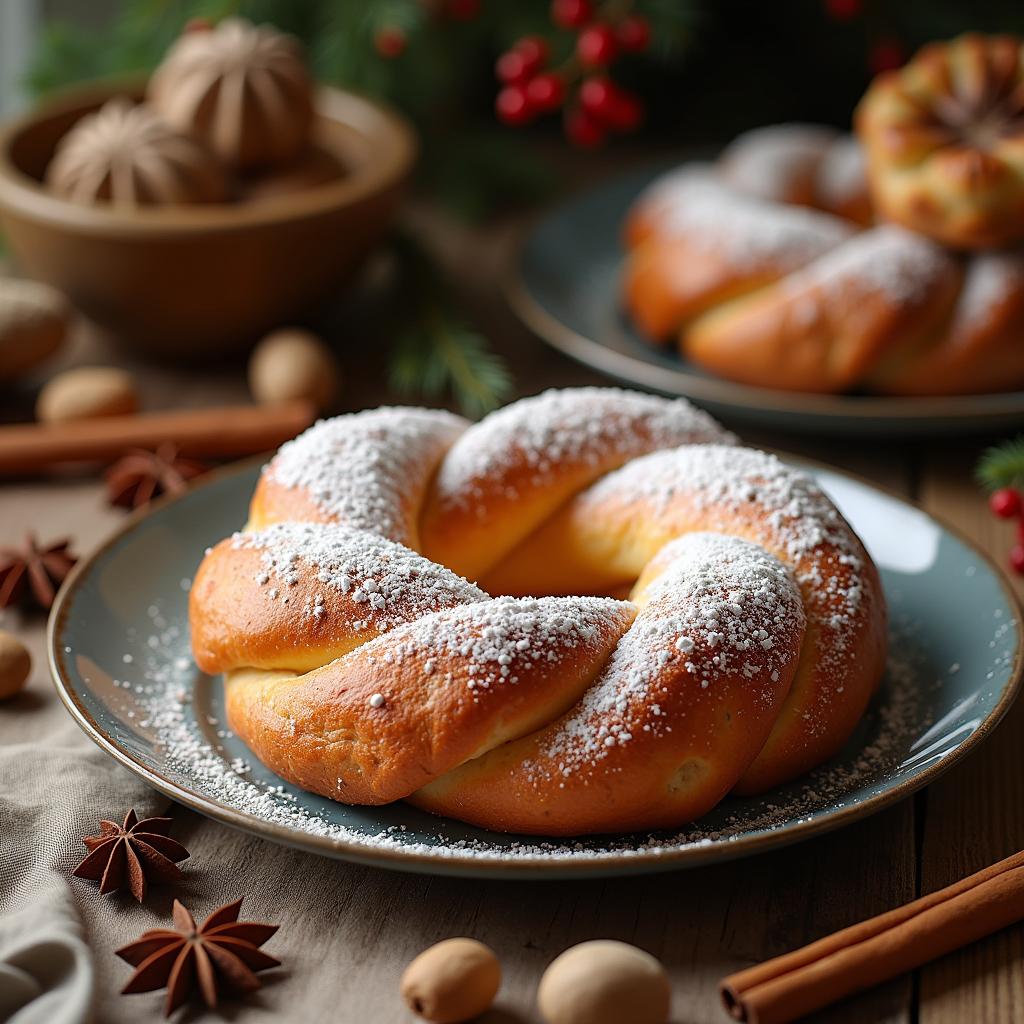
xmin=147 ymin=17 xmax=314 ymax=170
xmin=45 ymin=99 xmax=226 ymax=207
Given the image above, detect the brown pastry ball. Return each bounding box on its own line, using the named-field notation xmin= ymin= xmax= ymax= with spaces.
xmin=148 ymin=17 xmax=314 ymax=170
xmin=46 ymin=99 xmax=226 ymax=207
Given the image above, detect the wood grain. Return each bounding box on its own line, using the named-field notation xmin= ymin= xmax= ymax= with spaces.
xmin=916 ymin=445 xmax=1024 ymax=1024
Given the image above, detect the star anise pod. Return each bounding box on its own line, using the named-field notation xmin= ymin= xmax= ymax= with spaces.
xmin=105 ymin=443 xmax=209 ymax=510
xmin=73 ymin=809 xmax=189 ymax=902
xmin=117 ymin=898 xmax=280 ymax=1017
xmin=0 ymin=533 xmax=77 ymax=610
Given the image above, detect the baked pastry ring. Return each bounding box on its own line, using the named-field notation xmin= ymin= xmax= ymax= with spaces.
xmin=856 ymin=33 xmax=1024 ymax=250
xmin=190 ymin=389 xmax=887 ymax=836
xmin=623 ymin=120 xmax=1024 ymax=395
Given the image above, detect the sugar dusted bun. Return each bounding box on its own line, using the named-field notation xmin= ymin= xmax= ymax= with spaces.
xmin=624 ymin=111 xmax=1024 ymax=396
xmin=190 ymin=388 xmax=886 ymax=835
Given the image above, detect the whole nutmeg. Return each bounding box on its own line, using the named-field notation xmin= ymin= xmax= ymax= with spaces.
xmin=0 ymin=630 xmax=31 ymax=700
xmin=400 ymin=938 xmax=501 ymax=1023
xmin=0 ymin=278 xmax=67 ymax=382
xmin=36 ymin=367 xmax=138 ymax=424
xmin=538 ymin=940 xmax=670 ymax=1024
xmin=248 ymin=328 xmax=339 ymax=411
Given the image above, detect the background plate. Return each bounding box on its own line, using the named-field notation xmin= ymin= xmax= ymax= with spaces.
xmin=507 ymin=166 xmax=1024 ymax=436
xmin=49 ymin=459 xmax=1022 ymax=879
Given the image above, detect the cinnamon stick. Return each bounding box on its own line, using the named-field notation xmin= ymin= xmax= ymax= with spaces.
xmin=720 ymin=850 xmax=1024 ymax=1024
xmin=0 ymin=401 xmax=316 ymax=475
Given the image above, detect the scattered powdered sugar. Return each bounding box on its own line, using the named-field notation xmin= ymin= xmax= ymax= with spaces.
xmin=952 ymin=251 xmax=1024 ymax=331
xmin=815 ymin=136 xmax=867 ymax=210
xmin=588 ymin=445 xmax=861 ymax=568
xmin=264 ymin=407 xmax=467 ymax=542
xmin=357 ymin=594 xmax=633 ymax=696
xmin=432 ymin=387 xmax=733 ymax=509
xmin=120 ymin=600 xmax=957 ymax=864
xmin=638 ymin=170 xmax=853 ymax=270
xmin=231 ymin=521 xmax=486 ymax=627
xmin=719 ymin=122 xmax=836 ymax=202
xmin=784 ymin=224 xmax=953 ymax=306
xmin=537 ymin=534 xmax=804 ymax=775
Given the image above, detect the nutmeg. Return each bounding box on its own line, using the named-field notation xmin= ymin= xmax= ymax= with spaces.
xmin=400 ymin=938 xmax=501 ymax=1023
xmin=36 ymin=366 xmax=139 ymax=424
xmin=0 ymin=630 xmax=31 ymax=700
xmin=537 ymin=940 xmax=670 ymax=1024
xmin=0 ymin=278 xmax=67 ymax=382
xmin=248 ymin=328 xmax=339 ymax=411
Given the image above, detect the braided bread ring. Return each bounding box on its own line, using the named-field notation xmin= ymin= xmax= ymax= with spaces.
xmin=190 ymin=389 xmax=886 ymax=835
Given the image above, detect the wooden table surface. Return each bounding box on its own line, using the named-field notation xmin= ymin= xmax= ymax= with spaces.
xmin=3 ymin=197 xmax=1024 ymax=1024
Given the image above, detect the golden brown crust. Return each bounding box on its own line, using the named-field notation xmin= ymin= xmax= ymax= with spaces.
xmin=223 ymin=597 xmax=635 ymax=805
xmin=855 ymin=34 xmax=1024 ymax=250
xmin=189 ymin=392 xmax=888 ymax=836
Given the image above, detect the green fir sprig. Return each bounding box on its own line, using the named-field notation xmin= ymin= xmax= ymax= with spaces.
xmin=976 ymin=437 xmax=1024 ymax=492
xmin=387 ymin=234 xmax=513 ymax=417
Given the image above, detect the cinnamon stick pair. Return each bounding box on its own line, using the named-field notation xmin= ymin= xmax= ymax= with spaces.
xmin=720 ymin=850 xmax=1024 ymax=1024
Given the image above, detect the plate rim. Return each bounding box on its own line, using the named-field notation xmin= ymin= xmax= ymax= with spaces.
xmin=47 ymin=456 xmax=1024 ymax=878
xmin=503 ymin=174 xmax=1024 ymax=425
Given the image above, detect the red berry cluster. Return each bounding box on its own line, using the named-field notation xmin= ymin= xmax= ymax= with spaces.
xmin=495 ymin=0 xmax=650 ymax=147
xmin=989 ymin=487 xmax=1024 ymax=574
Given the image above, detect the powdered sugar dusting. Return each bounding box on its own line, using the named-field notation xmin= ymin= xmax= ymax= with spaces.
xmin=122 ymin=598 xmax=950 ymax=864
xmin=785 ymin=225 xmax=953 ymax=305
xmin=264 ymin=407 xmax=467 ymax=542
xmin=231 ymin=521 xmax=487 ymax=629
xmin=638 ymin=171 xmax=853 ymax=269
xmin=719 ymin=123 xmax=836 ymax=202
xmin=357 ymin=594 xmax=633 ymax=697
xmin=432 ymin=387 xmax=734 ymax=510
xmin=952 ymin=251 xmax=1024 ymax=331
xmin=815 ymin=136 xmax=867 ymax=210
xmin=538 ymin=534 xmax=804 ymax=776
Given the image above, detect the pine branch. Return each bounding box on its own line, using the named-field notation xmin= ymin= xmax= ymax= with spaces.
xmin=388 ymin=233 xmax=513 ymax=417
xmin=977 ymin=437 xmax=1024 ymax=492
xmin=390 ymin=317 xmax=512 ymax=417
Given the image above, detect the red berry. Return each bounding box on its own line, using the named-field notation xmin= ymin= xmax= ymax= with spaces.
xmin=577 ymin=23 xmax=618 ymax=66
xmin=497 ymin=50 xmax=532 ymax=84
xmin=446 ymin=0 xmax=481 ymax=19
xmin=552 ymin=0 xmax=592 ymax=29
xmin=617 ymin=15 xmax=651 ymax=52
xmin=579 ymin=77 xmax=617 ymax=116
xmin=516 ymin=35 xmax=549 ymax=68
xmin=183 ymin=17 xmax=213 ymax=33
xmin=375 ymin=27 xmax=407 ymax=58
xmin=565 ymin=106 xmax=606 ymax=148
xmin=825 ymin=0 xmax=863 ymax=20
xmin=869 ymin=36 xmax=905 ymax=73
xmin=1009 ymin=544 xmax=1024 ymax=575
xmin=990 ymin=487 xmax=1022 ymax=518
xmin=527 ymin=72 xmax=566 ymax=112
xmin=496 ymin=85 xmax=534 ymax=126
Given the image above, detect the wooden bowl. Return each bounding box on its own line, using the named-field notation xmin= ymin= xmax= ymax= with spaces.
xmin=0 ymin=80 xmax=416 ymax=357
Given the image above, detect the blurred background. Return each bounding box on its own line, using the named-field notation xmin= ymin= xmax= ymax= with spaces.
xmin=4 ymin=0 xmax=1024 ymax=217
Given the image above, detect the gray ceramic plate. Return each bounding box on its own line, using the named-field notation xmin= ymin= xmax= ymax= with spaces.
xmin=507 ymin=166 xmax=1024 ymax=436
xmin=49 ymin=459 xmax=1022 ymax=879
